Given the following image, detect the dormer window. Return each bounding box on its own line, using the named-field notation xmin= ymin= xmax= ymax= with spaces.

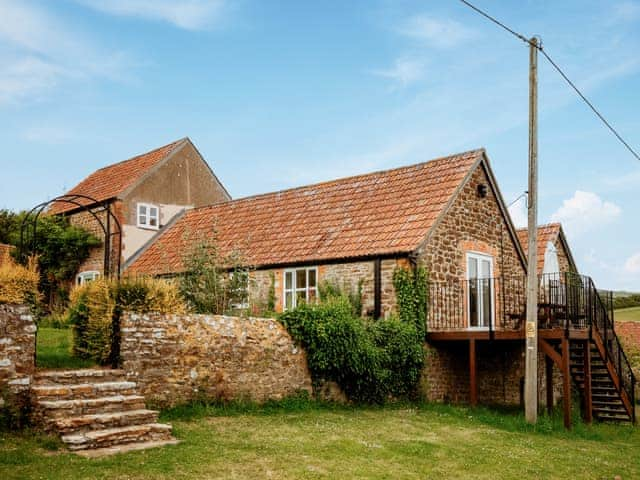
xmin=137 ymin=203 xmax=159 ymax=229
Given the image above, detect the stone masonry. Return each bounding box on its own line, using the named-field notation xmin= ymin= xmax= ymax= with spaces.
xmin=0 ymin=304 xmax=36 ymax=409
xmin=120 ymin=312 xmax=313 ymax=407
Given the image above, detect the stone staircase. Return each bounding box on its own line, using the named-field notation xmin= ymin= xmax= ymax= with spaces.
xmin=32 ymin=368 xmax=178 ymax=456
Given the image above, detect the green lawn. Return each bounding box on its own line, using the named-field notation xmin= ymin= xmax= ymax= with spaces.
xmin=36 ymin=327 xmax=95 ymax=370
xmin=1 ymin=401 xmax=638 ymax=479
xmin=615 ymin=307 xmax=640 ymax=322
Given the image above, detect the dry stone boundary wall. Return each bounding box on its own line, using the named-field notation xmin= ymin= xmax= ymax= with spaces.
xmin=120 ymin=312 xmax=313 ymax=407
xmin=0 ymin=304 xmax=36 ymax=409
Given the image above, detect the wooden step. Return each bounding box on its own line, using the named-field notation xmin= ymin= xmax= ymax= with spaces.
xmin=49 ymin=409 xmax=160 ymax=435
xmin=32 ymin=382 xmax=138 ymax=401
xmin=35 ymin=369 xmax=126 ymax=386
xmin=62 ymin=423 xmax=173 ymax=451
xmin=35 ymin=395 xmax=146 ymax=419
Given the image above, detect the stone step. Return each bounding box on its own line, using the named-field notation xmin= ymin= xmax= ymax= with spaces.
xmin=32 ymin=382 xmax=138 ymax=402
xmin=49 ymin=409 xmax=160 ymax=435
xmin=62 ymin=423 xmax=173 ymax=451
xmin=73 ymin=439 xmax=180 ymax=458
xmin=35 ymin=369 xmax=127 ymax=386
xmin=35 ymin=395 xmax=146 ymax=419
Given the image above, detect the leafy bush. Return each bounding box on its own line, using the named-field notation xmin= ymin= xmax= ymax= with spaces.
xmin=68 ymin=276 xmax=186 ymax=365
xmin=393 ymin=266 xmax=428 ymax=339
xmin=318 ymin=278 xmax=364 ymax=317
xmin=280 ymin=297 xmax=424 ymax=403
xmin=0 ymin=209 xmax=101 ymax=311
xmin=179 ymin=236 xmax=249 ymax=315
xmin=0 ymin=256 xmax=40 ymax=306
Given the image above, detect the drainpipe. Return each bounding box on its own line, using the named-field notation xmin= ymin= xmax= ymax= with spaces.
xmin=374 ymin=258 xmax=382 ymax=319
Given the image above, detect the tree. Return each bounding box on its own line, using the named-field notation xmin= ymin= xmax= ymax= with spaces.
xmin=0 ymin=209 xmax=101 ymax=310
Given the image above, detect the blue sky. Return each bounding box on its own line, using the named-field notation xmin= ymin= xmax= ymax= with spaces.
xmin=1 ymin=0 xmax=639 ymax=290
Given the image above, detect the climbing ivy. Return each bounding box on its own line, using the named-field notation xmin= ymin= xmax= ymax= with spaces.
xmin=393 ymin=265 xmax=428 ymax=339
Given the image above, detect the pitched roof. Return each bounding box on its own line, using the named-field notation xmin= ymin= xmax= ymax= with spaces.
xmin=49 ymin=138 xmax=188 ymax=214
xmin=126 ymin=149 xmax=485 ymax=275
xmin=516 ymin=223 xmax=570 ymax=275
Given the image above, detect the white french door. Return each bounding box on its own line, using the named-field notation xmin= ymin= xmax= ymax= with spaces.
xmin=466 ymin=252 xmax=495 ymax=329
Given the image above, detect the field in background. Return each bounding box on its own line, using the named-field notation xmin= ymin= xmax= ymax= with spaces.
xmin=36 ymin=327 xmax=95 ymax=370
xmin=615 ymin=307 xmax=640 ymax=323
xmin=1 ymin=401 xmax=638 ymax=479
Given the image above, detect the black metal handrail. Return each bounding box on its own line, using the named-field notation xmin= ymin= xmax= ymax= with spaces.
xmin=427 ymin=276 xmax=526 ymax=332
xmin=425 ymin=271 xmax=636 ymax=421
xmin=590 ymin=279 xmax=636 ymax=421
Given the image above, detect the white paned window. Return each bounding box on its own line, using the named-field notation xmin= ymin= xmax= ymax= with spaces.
xmin=137 ymin=203 xmax=159 ymax=229
xmin=76 ymin=271 xmax=100 ymax=286
xmin=283 ymin=267 xmax=317 ymax=310
xmin=466 ymin=252 xmax=494 ymax=329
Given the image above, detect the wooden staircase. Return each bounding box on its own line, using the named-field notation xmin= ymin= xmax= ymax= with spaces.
xmin=569 ymin=340 xmax=634 ymax=422
xmin=32 ymin=368 xmax=178 ymax=456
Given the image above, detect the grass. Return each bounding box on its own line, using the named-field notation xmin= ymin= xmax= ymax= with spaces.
xmin=36 ymin=327 xmax=95 ymax=370
xmin=1 ymin=398 xmax=638 ymax=479
xmin=615 ymin=306 xmax=640 ymax=322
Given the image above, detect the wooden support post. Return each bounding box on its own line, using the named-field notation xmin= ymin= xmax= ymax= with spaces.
xmin=470 ymin=339 xmax=477 ymax=407
xmin=583 ymin=340 xmax=593 ymax=423
xmin=546 ymin=355 xmax=554 ymax=415
xmin=561 ymin=337 xmax=572 ymax=429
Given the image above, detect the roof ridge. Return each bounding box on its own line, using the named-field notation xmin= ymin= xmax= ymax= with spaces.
xmin=91 ymin=137 xmax=187 ymax=173
xmin=189 ymin=147 xmax=485 ymax=214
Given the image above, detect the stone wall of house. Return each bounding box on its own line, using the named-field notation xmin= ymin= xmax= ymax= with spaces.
xmin=67 ymin=201 xmax=124 ymax=278
xmin=120 ymin=312 xmax=313 ymax=407
xmin=421 ymin=341 xmax=562 ymax=407
xmin=0 ymin=304 xmax=36 ymax=409
xmin=0 ymin=243 xmax=14 ymax=267
xmin=249 ymin=258 xmax=407 ymax=317
xmin=554 ymin=236 xmax=576 ymax=274
xmin=418 ymin=164 xmax=525 ymax=284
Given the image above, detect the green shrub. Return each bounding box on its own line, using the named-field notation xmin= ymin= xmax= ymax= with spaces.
xmin=280 ymin=298 xmax=424 ymax=403
xmin=68 ymin=277 xmax=186 ymax=365
xmin=318 ymin=278 xmax=363 ymax=317
xmin=393 ymin=266 xmax=428 ymax=339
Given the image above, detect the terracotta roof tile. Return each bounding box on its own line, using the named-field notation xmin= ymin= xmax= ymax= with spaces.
xmin=49 ymin=138 xmax=187 ymax=214
xmin=127 ymin=149 xmax=484 ymax=275
xmin=516 ymin=223 xmax=562 ymax=275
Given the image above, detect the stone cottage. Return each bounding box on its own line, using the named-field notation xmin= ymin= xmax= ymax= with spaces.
xmin=49 ymin=137 xmax=230 ymax=284
xmin=125 ymin=146 xmax=634 ymax=424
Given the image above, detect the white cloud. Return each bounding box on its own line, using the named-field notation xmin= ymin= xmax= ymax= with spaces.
xmin=550 ymin=191 xmax=621 ymax=235
xmin=625 ymin=252 xmax=640 ymax=273
xmin=0 ymin=0 xmax=132 ymax=105
xmin=76 ymin=0 xmax=227 ymax=30
xmin=609 ymin=1 xmax=640 ymax=24
xmin=371 ymin=57 xmax=425 ymax=87
xmin=398 ymin=15 xmax=475 ymax=48
xmin=507 ymin=196 xmax=527 ymax=229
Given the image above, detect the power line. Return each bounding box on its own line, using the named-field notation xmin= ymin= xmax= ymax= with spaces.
xmin=458 ymin=0 xmax=640 ymax=162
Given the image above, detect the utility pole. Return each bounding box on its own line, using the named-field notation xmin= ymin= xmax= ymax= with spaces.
xmin=525 ymin=36 xmax=539 ymax=424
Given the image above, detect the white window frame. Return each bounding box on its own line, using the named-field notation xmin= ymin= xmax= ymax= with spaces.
xmin=76 ymin=270 xmax=100 ymax=286
xmin=283 ymin=267 xmax=318 ymax=311
xmin=137 ymin=202 xmax=160 ymax=230
xmin=465 ymin=252 xmax=495 ymax=330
